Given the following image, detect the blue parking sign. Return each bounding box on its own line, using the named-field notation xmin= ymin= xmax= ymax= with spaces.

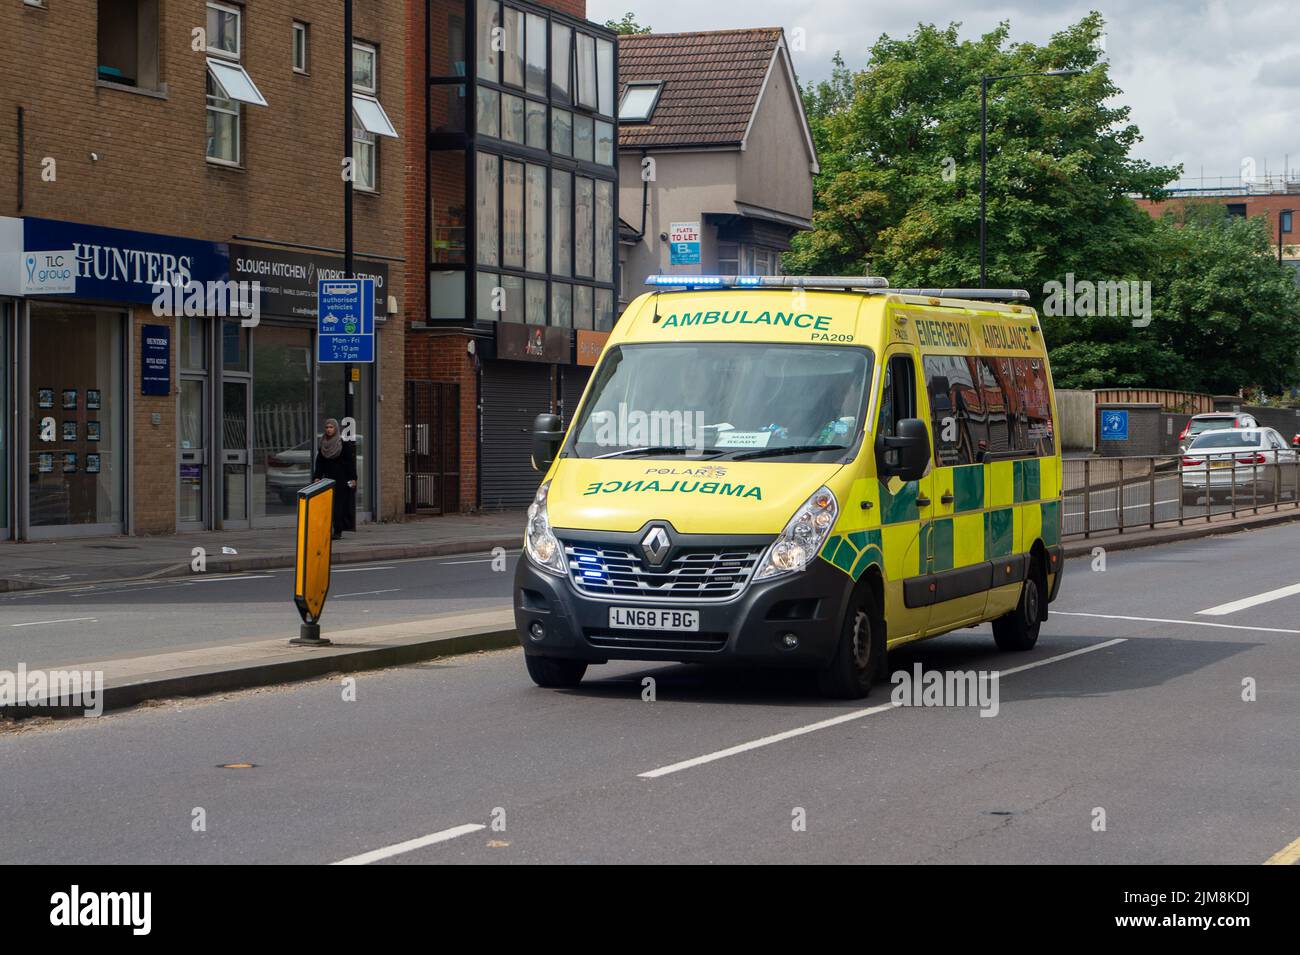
xmin=1100 ymin=409 xmax=1129 ymax=441
xmin=317 ymin=278 xmax=375 ymax=363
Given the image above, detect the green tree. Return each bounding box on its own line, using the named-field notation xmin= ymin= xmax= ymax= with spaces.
xmin=605 ymin=12 xmax=651 ymax=35
xmin=789 ymin=13 xmax=1175 ymax=289
xmin=788 ymin=12 xmax=1300 ymax=393
xmin=1049 ymin=208 xmax=1300 ymax=392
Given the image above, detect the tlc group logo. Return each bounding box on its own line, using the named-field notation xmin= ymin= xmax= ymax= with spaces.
xmin=22 ymin=251 xmax=76 ymax=293
xmin=49 ymin=886 xmax=151 ymax=935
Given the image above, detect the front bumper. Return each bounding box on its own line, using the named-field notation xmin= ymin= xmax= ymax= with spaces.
xmin=514 ymin=551 xmax=856 ymax=668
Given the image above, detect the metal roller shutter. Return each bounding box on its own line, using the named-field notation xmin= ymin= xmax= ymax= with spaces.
xmin=480 ymin=360 xmax=553 ymax=510
xmin=560 ymin=365 xmax=592 ymax=429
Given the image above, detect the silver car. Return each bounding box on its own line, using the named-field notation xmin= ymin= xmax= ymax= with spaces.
xmin=1181 ymin=428 xmax=1298 ymax=505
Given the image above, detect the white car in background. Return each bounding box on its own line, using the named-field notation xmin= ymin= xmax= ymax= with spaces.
xmin=266 ymin=435 xmax=365 ymax=505
xmin=1181 ymin=427 xmax=1298 ymax=505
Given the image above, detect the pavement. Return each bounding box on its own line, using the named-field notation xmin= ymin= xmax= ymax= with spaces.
xmin=0 ymin=511 xmax=526 ymax=592
xmin=2 ymin=522 xmax=1298 ymax=864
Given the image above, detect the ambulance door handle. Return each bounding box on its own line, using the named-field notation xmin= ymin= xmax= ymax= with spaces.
xmin=940 ymin=492 xmax=954 ymax=505
xmin=915 ymin=495 xmax=931 ymax=508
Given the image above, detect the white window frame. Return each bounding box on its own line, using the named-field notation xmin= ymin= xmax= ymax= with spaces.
xmin=293 ymin=21 xmax=309 ymax=74
xmin=353 ymin=41 xmax=378 ymax=95
xmin=353 ymin=127 xmax=378 ymax=192
xmin=206 ymin=1 xmax=242 ymax=61
xmin=206 ymin=73 xmax=241 ymax=166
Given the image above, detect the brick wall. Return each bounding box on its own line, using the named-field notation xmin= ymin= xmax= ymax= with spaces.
xmin=1 ymin=0 xmax=406 ymax=532
xmin=131 ymin=308 xmax=177 ymax=534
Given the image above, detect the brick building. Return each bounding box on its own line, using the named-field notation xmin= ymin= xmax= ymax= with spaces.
xmin=1136 ymin=182 xmax=1300 ymax=262
xmin=0 ymin=0 xmax=405 ymax=540
xmin=405 ymin=0 xmax=617 ymax=513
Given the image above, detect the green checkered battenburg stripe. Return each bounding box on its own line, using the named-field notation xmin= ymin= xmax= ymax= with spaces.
xmin=819 ymin=459 xmax=1061 ymax=581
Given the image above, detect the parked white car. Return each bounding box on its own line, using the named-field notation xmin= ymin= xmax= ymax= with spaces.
xmin=1177 ymin=412 xmax=1257 ymax=453
xmin=1181 ymin=428 xmax=1298 ymax=505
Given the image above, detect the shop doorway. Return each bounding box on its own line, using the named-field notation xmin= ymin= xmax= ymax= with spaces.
xmin=220 ymin=378 xmax=251 ymax=528
xmin=404 ymin=380 xmax=460 ymax=515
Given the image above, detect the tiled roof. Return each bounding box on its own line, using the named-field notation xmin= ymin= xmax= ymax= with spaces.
xmin=617 ymin=27 xmax=783 ymax=149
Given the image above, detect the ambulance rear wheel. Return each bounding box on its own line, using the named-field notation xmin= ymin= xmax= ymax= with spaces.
xmin=818 ymin=588 xmax=885 ymax=700
xmin=993 ymin=556 xmax=1043 ymax=652
xmin=525 ymin=654 xmax=587 ymax=689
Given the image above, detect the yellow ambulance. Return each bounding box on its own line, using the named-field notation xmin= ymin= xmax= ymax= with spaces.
xmin=515 ymin=276 xmax=1064 ymax=698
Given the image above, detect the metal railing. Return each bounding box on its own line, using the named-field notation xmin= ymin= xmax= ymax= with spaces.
xmin=1062 ymin=455 xmax=1300 ymax=539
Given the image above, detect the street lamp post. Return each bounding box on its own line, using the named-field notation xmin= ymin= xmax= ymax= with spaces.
xmin=979 ymin=69 xmax=1081 ymax=288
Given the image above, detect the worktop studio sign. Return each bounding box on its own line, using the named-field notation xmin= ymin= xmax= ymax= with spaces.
xmin=230 ymin=244 xmax=388 ymax=320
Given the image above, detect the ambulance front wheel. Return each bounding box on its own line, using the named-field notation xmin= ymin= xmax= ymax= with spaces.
xmin=993 ymin=555 xmax=1044 ymax=652
xmin=817 ymin=585 xmax=886 ymax=700
xmin=525 ymin=654 xmax=588 ymax=689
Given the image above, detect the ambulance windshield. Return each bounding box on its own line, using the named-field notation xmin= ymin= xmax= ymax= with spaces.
xmin=569 ymin=342 xmax=874 ymax=462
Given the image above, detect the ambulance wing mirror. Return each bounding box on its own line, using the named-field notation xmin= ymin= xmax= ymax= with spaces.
xmin=878 ymin=417 xmax=930 ymax=482
xmin=531 ymin=413 xmax=565 ymax=471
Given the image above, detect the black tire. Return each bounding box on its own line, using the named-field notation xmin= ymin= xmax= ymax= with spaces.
xmin=524 ymin=654 xmax=587 ymax=689
xmin=993 ymin=556 xmax=1044 ymax=652
xmin=1181 ymin=488 xmax=1200 ymax=506
xmin=817 ymin=586 xmax=886 ymax=700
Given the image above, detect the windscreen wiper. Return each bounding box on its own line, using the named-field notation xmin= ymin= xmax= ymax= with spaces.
xmin=727 ymin=444 xmax=849 ymax=461
xmin=595 ymin=445 xmax=718 ymax=459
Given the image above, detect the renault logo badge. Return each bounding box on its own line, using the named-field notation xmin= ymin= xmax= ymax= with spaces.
xmin=641 ymin=525 xmax=671 ymax=565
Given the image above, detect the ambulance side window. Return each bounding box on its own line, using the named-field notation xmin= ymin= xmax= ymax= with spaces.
xmin=878 ymin=354 xmax=917 ymax=439
xmin=923 ymin=355 xmax=981 ymax=466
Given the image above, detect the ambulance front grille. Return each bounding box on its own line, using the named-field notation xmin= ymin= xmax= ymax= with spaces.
xmin=563 ymin=542 xmax=762 ymax=602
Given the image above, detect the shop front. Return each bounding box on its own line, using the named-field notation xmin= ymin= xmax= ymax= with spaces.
xmin=0 ymin=217 xmax=391 ymax=540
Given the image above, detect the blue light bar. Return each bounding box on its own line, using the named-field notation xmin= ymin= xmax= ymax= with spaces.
xmin=644 ymin=274 xmax=891 ymax=290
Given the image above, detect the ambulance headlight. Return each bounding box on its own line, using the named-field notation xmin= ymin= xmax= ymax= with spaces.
xmin=755 ymin=486 xmax=839 ymax=580
xmin=524 ymin=481 xmax=567 ymax=576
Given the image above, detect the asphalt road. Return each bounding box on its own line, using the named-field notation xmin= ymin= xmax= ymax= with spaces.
xmin=1 ymin=524 xmax=1297 ymax=864
xmin=0 ymin=550 xmax=519 ymax=670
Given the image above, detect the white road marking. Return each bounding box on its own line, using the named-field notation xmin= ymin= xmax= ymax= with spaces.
xmin=182 ymin=575 xmax=275 ymax=583
xmin=9 ymin=616 xmax=98 ymax=628
xmin=334 ymin=589 xmax=400 ymax=599
xmin=1196 ymin=583 xmax=1300 ymax=617
xmin=440 ymin=558 xmax=497 ymax=566
xmin=638 ymin=639 xmax=1127 ymax=779
xmin=1054 ymin=610 xmax=1300 ymax=635
xmin=332 ymin=823 xmax=485 ymax=865
xmin=1064 ymin=497 xmax=1179 ymax=518
xmin=331 ymin=566 xmax=396 ymax=573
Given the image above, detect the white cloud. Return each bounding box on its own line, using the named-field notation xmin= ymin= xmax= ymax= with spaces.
xmin=589 ymin=0 xmax=1300 ymax=186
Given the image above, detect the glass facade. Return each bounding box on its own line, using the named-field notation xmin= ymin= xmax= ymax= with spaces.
xmin=27 ymin=304 xmax=124 ymax=530
xmin=430 ymin=0 xmax=616 ymax=332
xmin=251 ymin=325 xmax=313 ymax=522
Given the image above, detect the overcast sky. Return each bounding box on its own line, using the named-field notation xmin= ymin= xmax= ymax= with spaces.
xmin=589 ymin=0 xmax=1300 ymax=188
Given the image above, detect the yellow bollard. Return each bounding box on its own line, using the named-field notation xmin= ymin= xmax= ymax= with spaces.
xmin=290 ymin=479 xmax=336 ymax=646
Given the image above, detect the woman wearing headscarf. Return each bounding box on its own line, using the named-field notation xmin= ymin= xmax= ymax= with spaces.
xmin=312 ymin=418 xmax=357 ymax=539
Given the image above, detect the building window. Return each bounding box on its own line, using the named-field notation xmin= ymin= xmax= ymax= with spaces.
xmin=573 ymin=114 xmax=594 ymax=162
xmin=353 ymin=129 xmax=377 ymax=191
xmin=206 ymin=74 xmax=241 ymax=164
xmin=719 ymin=241 xmax=783 ymax=276
xmin=502 ymin=93 xmax=525 ymax=143
xmin=477 ymin=152 xmax=500 ymax=267
xmin=1226 ymin=203 xmax=1247 ymax=219
xmin=551 ymin=108 xmax=572 ymax=156
xmin=353 ymin=41 xmax=377 ymax=93
xmin=596 ymin=38 xmax=614 ymax=116
xmin=206 ymin=1 xmax=240 ymax=58
xmin=477 ymin=1 xmax=500 ymax=82
xmin=502 ymin=6 xmax=524 ymax=87
xmin=595 ymin=180 xmax=613 ymax=283
xmin=349 ymin=42 xmax=398 ymax=188
xmin=551 ymin=22 xmax=571 ymax=103
xmin=619 ymin=82 xmax=662 ymax=123
xmin=525 ymin=13 xmax=547 ymax=95
xmin=293 ymin=21 xmax=309 ymax=73
xmin=595 ymin=121 xmax=614 ymax=165
xmin=575 ymin=33 xmax=597 ymax=111
xmin=204 ymin=3 xmax=267 ymax=166
xmin=551 ymin=170 xmax=572 ymax=276
xmin=502 ymin=159 xmax=525 ymax=268
xmin=526 ymin=164 xmax=547 ymax=273
xmin=97 ymin=0 xmax=161 ymax=89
